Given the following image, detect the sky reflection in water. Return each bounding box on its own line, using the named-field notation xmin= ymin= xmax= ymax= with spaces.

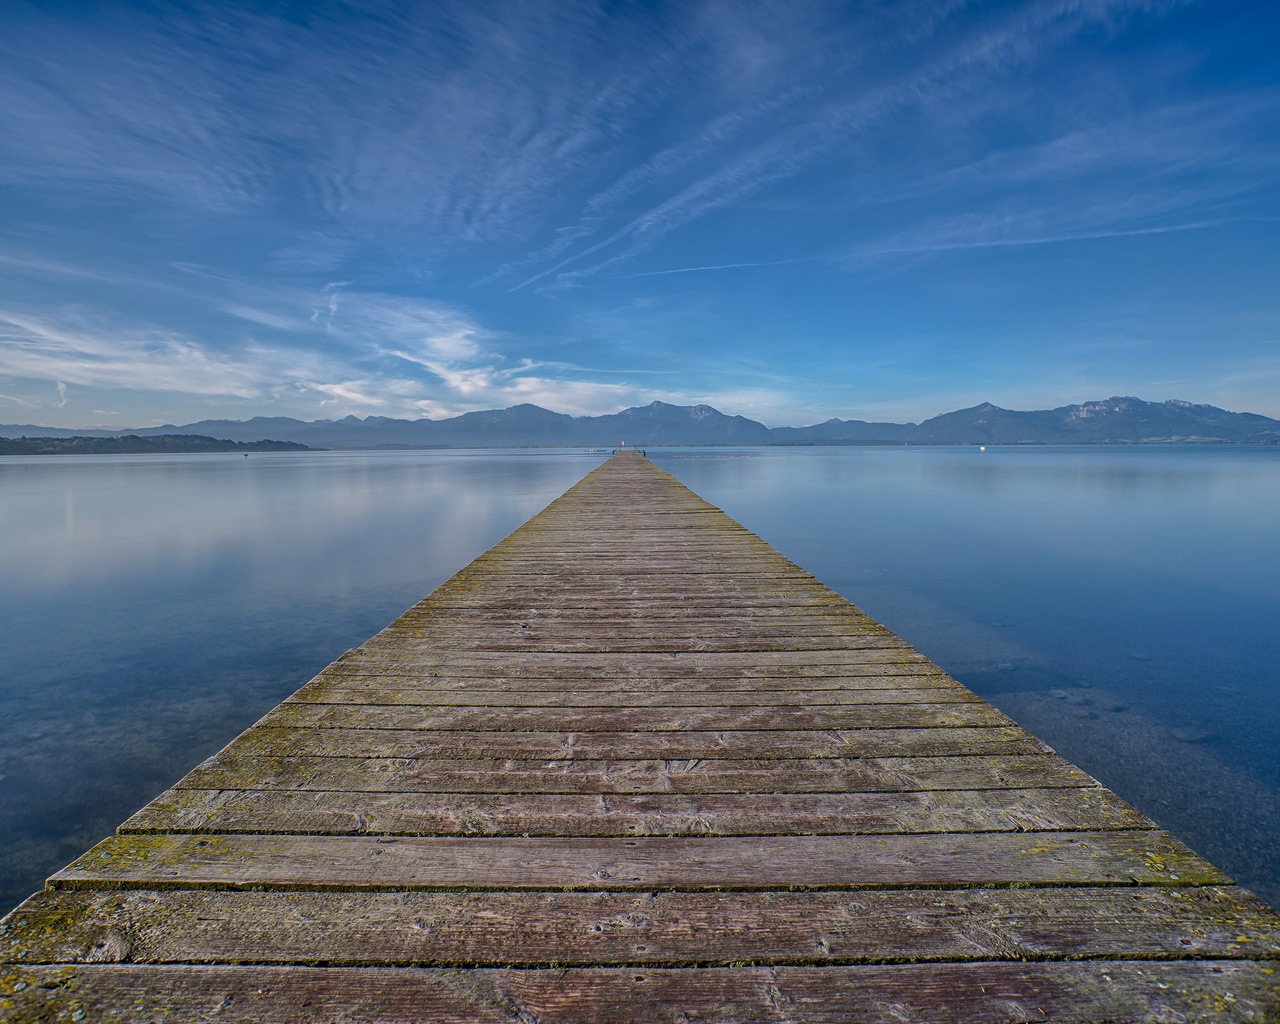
xmin=0 ymin=450 xmax=605 ymax=911
xmin=2 ymin=446 xmax=1278 ymax=912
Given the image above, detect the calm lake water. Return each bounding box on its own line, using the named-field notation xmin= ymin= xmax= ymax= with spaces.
xmin=2 ymin=445 xmax=1278 ymax=912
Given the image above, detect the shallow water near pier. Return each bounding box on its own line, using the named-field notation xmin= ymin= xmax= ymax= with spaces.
xmin=651 ymin=444 xmax=1280 ymax=908
xmin=1 ymin=445 xmax=1278 ymax=912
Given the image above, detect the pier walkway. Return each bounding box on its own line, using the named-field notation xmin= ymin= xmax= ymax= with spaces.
xmin=3 ymin=450 xmax=1278 ymax=1021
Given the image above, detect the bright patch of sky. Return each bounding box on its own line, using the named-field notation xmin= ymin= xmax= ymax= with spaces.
xmin=1 ymin=0 xmax=1277 ymax=428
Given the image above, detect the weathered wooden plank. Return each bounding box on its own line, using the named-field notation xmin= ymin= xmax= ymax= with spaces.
xmin=50 ymin=831 xmax=1225 ymax=891
xmin=320 ymin=648 xmax=938 ymax=676
xmin=313 ymin=664 xmax=943 ymax=688
xmin=371 ymin=632 xmax=911 ymax=655
xmin=379 ymin=620 xmax=898 ymax=638
xmin=121 ymin=786 xmax=1152 ymax=837
xmin=174 ymin=753 xmax=1094 ymax=794
xmin=394 ymin=609 xmax=881 ymax=627
xmin=421 ymin=575 xmax=854 ymax=598
xmin=301 ymin=672 xmax=950 ymax=693
xmin=255 ymin=701 xmax=1012 ymax=733
xmin=413 ymin=603 xmax=879 ymax=620
xmin=3 ymin=961 xmax=1274 ymax=1022
xmin=368 ymin=637 xmax=917 ymax=655
xmin=413 ymin=589 xmax=861 ymax=608
xmin=6 ymin=886 xmax=1276 ymax=967
xmin=283 ymin=685 xmax=979 ymax=707
xmin=376 ymin=621 xmax=902 ymax=637
xmin=444 ymin=556 xmax=817 ymax=570
xmin=213 ymin=726 xmax=1046 ymax=761
xmin=415 ymin=600 xmax=873 ymax=617
xmin=422 ymin=563 xmax=849 ymax=581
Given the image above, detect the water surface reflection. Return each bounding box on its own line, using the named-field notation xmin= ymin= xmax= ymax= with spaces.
xmin=3 ymin=445 xmax=1277 ymax=913
xmin=652 ymin=445 xmax=1280 ymax=907
xmin=0 ymin=449 xmax=605 ymax=911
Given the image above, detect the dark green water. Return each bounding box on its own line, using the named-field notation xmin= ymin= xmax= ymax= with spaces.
xmin=2 ymin=445 xmax=1277 ymax=912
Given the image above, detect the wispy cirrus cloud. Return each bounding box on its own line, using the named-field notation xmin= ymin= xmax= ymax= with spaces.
xmin=839 ymin=216 xmax=1248 ymax=266
xmin=0 ymin=306 xmax=334 ymax=400
xmin=504 ymin=0 xmax=1200 ymax=290
xmin=0 ymin=278 xmax=684 ymax=420
xmin=513 ymin=3 xmax=1273 ymax=291
xmin=2 ymin=0 xmax=1276 ymax=426
xmin=0 ymin=0 xmax=1242 ymax=291
xmin=0 ymin=1 xmax=719 ymax=255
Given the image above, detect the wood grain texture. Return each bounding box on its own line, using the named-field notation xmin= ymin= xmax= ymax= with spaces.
xmin=6 ymin=887 xmax=1277 ymax=966
xmin=173 ymin=752 xmax=1094 ymax=793
xmin=255 ymin=700 xmax=1013 ymax=732
xmin=2 ymin=962 xmax=1276 ymax=1023
xmin=120 ymin=785 xmax=1154 ymax=836
xmin=310 ymin=648 xmax=939 ymax=678
xmin=6 ymin=448 xmax=1279 ymax=1023
xmin=50 ymin=831 xmax=1226 ymax=890
xmin=283 ymin=684 xmax=976 ymax=706
xmin=205 ymin=725 xmax=1050 ymax=761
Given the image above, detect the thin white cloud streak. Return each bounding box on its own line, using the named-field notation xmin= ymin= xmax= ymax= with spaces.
xmin=841 ymin=217 xmax=1243 ymax=264
xmin=594 ymin=217 xmax=1251 ymax=278
xmin=852 ymin=92 xmax=1280 ymax=235
xmin=508 ymin=0 xmax=1191 ymax=290
xmin=0 ymin=2 xmax=1104 ymax=267
xmin=613 ymin=259 xmax=809 ymax=279
xmin=484 ymin=0 xmax=872 ymax=284
xmin=0 ymin=251 xmax=148 ymax=288
xmin=1 ymin=3 xmax=601 ymax=231
xmin=0 ymin=286 xmax=689 ymax=420
xmin=0 ymin=0 xmax=1242 ymax=291
xmin=498 ymin=0 xmax=972 ymax=286
xmin=0 ymin=308 xmax=337 ymax=399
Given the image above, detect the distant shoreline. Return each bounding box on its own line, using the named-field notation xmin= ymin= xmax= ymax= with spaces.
xmin=0 ymin=435 xmax=318 ymax=455
xmin=4 ymin=434 xmax=1277 ymax=455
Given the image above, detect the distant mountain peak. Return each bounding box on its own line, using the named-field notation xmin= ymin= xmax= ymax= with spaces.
xmin=5 ymin=395 xmax=1275 ymax=448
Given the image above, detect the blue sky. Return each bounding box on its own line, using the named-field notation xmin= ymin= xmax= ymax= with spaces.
xmin=1 ymin=0 xmax=1277 ymax=428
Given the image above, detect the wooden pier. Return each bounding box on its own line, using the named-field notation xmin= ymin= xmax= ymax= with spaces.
xmin=3 ymin=449 xmax=1278 ymax=1021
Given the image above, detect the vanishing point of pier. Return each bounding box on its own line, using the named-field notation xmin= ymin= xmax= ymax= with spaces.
xmin=2 ymin=449 xmax=1278 ymax=1021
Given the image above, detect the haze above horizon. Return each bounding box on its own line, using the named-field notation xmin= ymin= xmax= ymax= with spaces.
xmin=2 ymin=0 xmax=1277 ymax=429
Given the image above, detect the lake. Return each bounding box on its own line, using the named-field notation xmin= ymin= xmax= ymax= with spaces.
xmin=2 ymin=445 xmax=1278 ymax=913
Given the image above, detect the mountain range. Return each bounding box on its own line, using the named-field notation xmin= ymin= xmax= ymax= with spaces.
xmin=4 ymin=397 xmax=1278 ymax=448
